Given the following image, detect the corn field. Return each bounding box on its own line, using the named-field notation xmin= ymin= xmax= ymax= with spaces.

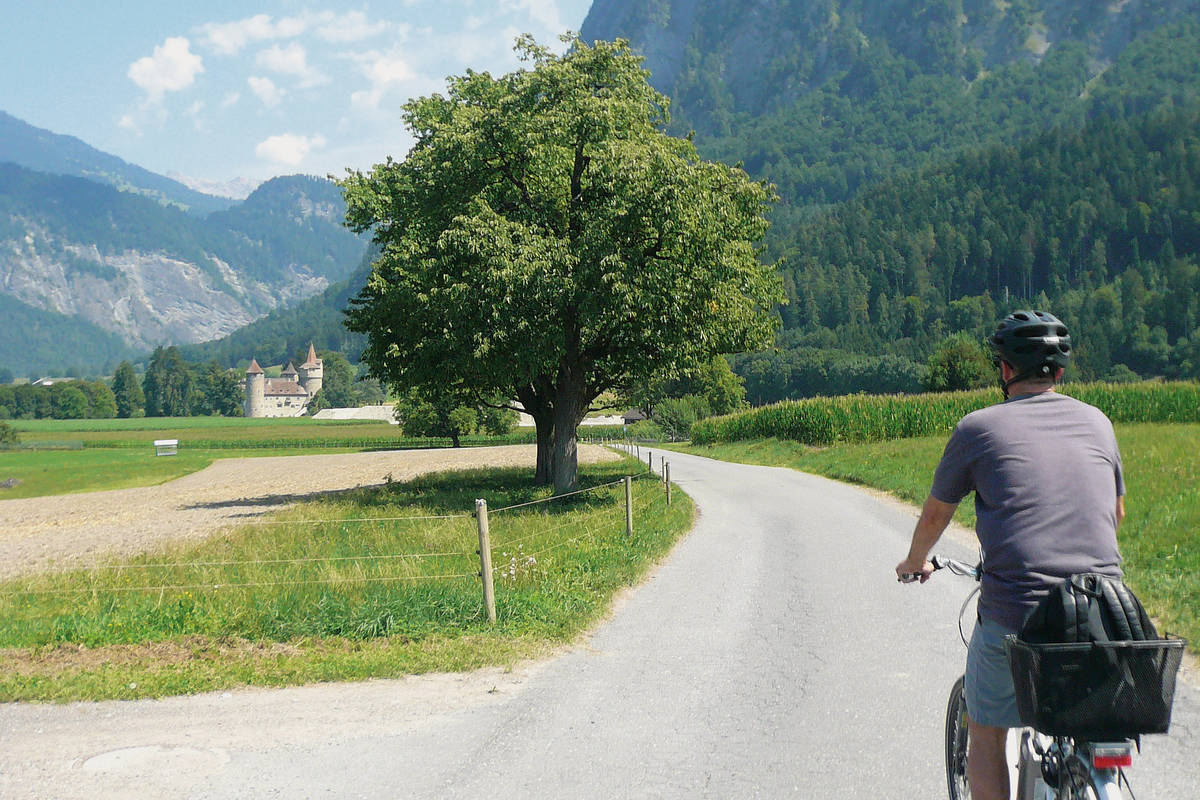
xmin=690 ymin=381 xmax=1200 ymax=446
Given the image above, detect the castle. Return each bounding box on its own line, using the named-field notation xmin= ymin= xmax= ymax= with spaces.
xmin=244 ymin=343 xmax=323 ymax=417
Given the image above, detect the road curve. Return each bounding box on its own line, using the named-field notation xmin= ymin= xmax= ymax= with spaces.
xmin=1 ymin=448 xmax=1196 ymax=799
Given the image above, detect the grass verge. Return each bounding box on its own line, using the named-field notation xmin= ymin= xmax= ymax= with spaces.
xmin=664 ymin=423 xmax=1200 ymax=653
xmin=0 ymin=457 xmax=692 ymax=702
xmin=0 ymin=446 xmax=366 ymax=499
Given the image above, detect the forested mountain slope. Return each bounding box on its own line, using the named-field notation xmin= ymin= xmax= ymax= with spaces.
xmin=581 ymin=0 xmax=1200 ymax=395
xmin=582 ymin=2 xmax=1200 ymax=214
xmin=0 ymin=295 xmax=137 ymax=377
xmin=761 ymin=103 xmax=1200 ymax=389
xmin=0 ymin=166 xmax=366 ymax=358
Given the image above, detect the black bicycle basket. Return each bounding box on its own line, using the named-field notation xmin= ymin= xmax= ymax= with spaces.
xmin=1005 ymin=635 xmax=1186 ymax=740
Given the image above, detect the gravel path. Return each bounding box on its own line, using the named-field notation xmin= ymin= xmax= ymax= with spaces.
xmin=0 ymin=445 xmax=617 ymax=579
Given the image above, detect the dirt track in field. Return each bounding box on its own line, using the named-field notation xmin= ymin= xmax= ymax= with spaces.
xmin=0 ymin=445 xmax=618 ymax=579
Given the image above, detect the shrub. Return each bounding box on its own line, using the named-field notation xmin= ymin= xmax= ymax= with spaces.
xmin=924 ymin=334 xmax=994 ymax=393
xmin=626 ymin=419 xmax=664 ymax=441
xmin=0 ymin=420 xmax=17 ymax=446
xmin=653 ymin=394 xmax=711 ymax=440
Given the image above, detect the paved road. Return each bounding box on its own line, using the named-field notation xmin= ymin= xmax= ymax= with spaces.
xmin=2 ymin=449 xmax=1196 ymax=798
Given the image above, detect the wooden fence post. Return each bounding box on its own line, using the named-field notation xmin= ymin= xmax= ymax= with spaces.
xmin=624 ymin=476 xmax=633 ymax=539
xmin=475 ymin=499 xmax=497 ymax=623
xmin=665 ymin=462 xmax=671 ymax=506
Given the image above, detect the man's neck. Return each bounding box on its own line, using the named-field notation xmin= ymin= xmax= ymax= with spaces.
xmin=1007 ymin=381 xmax=1057 ymax=397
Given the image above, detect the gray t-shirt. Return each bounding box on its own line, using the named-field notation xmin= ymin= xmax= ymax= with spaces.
xmin=930 ymin=392 xmax=1124 ymax=630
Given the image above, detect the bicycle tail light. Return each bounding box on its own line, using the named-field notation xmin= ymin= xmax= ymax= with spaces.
xmin=1091 ymin=743 xmax=1134 ymax=769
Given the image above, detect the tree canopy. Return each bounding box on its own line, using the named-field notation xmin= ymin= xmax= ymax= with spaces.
xmin=343 ymin=36 xmax=782 ymax=490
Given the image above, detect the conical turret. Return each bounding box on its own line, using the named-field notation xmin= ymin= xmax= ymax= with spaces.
xmin=299 ymin=343 xmax=323 ymax=397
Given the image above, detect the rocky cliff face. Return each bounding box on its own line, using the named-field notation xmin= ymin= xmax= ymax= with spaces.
xmin=0 ymin=234 xmax=325 ymax=351
xmin=0 ymin=165 xmax=364 ymax=354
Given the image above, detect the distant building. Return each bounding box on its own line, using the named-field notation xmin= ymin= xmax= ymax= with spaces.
xmin=243 ymin=343 xmax=323 ymax=417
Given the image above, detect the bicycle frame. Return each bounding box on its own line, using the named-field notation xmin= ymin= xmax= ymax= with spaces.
xmin=1020 ymin=730 xmax=1132 ymax=800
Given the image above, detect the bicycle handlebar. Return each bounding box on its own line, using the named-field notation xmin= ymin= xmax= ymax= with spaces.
xmin=899 ymin=554 xmax=981 ymax=583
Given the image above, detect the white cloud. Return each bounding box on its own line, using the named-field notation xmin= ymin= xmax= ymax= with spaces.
xmin=221 ymin=91 xmax=241 ymax=108
xmin=118 ymin=113 xmax=139 ymax=133
xmin=256 ymin=42 xmax=328 ymax=86
xmin=248 ymin=76 xmax=285 ymax=107
xmin=127 ymin=37 xmax=205 ymax=102
xmin=257 ymin=42 xmax=307 ymax=75
xmin=201 ymin=10 xmax=391 ymax=54
xmin=349 ymin=51 xmax=417 ymax=111
xmin=200 ymin=14 xmax=307 ymax=55
xmin=315 ymin=10 xmax=391 ymax=43
xmin=255 ymin=133 xmax=326 ymax=166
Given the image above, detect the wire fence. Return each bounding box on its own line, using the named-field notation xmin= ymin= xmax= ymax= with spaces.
xmin=0 ymin=446 xmax=677 ymax=630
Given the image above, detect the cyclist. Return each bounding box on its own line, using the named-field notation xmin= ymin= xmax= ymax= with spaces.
xmin=895 ymin=311 xmax=1126 ymax=800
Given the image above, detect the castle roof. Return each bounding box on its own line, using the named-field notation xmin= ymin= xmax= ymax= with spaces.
xmin=264 ymin=378 xmax=309 ymax=396
xmin=300 ymin=343 xmax=320 ymax=368
xmin=246 ymin=359 xmax=263 ymax=375
xmin=281 ymin=361 xmax=298 ymax=377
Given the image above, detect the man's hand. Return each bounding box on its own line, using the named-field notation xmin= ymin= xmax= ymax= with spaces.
xmin=896 ymin=557 xmax=934 ymax=583
xmin=897 ymin=494 xmax=959 ymax=584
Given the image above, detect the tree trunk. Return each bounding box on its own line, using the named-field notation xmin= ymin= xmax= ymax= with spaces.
xmin=550 ymin=400 xmax=580 ymax=494
xmin=533 ymin=415 xmax=554 ymax=485
xmin=550 ymin=366 xmax=588 ymax=495
xmin=517 ymin=387 xmax=554 ymax=486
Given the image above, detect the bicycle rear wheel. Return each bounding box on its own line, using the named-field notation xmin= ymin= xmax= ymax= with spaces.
xmin=946 ymin=675 xmax=971 ymax=799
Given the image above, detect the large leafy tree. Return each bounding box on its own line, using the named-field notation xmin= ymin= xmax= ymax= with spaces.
xmin=342 ymin=36 xmax=783 ymax=491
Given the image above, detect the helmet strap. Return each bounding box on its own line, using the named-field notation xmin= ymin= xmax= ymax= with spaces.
xmin=1001 ymin=364 xmax=1055 ymax=400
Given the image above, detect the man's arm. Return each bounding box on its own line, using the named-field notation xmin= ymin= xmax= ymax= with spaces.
xmin=1116 ymin=495 xmax=1125 ymax=528
xmin=895 ymin=494 xmax=960 ymax=583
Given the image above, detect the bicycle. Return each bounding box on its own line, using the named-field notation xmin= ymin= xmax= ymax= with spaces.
xmin=907 ymin=555 xmax=1186 ymax=800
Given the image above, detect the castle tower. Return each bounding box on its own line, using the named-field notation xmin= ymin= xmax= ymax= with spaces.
xmin=299 ymin=343 xmax=323 ymax=397
xmin=280 ymin=361 xmax=299 ymax=382
xmin=244 ymin=358 xmax=265 ymax=417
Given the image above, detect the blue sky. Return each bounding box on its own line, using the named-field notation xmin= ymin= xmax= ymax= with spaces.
xmin=0 ymin=1 xmax=594 ymax=192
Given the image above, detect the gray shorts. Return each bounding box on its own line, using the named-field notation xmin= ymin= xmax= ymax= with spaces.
xmin=965 ymin=616 xmax=1023 ymax=728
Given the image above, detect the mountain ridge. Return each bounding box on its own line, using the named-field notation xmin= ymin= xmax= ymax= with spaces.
xmin=581 ymin=2 xmax=1200 ymax=211
xmin=0 ymin=110 xmax=235 ymax=215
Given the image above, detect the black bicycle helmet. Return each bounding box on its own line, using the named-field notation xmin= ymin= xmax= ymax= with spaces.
xmin=986 ymin=310 xmax=1071 ymax=396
